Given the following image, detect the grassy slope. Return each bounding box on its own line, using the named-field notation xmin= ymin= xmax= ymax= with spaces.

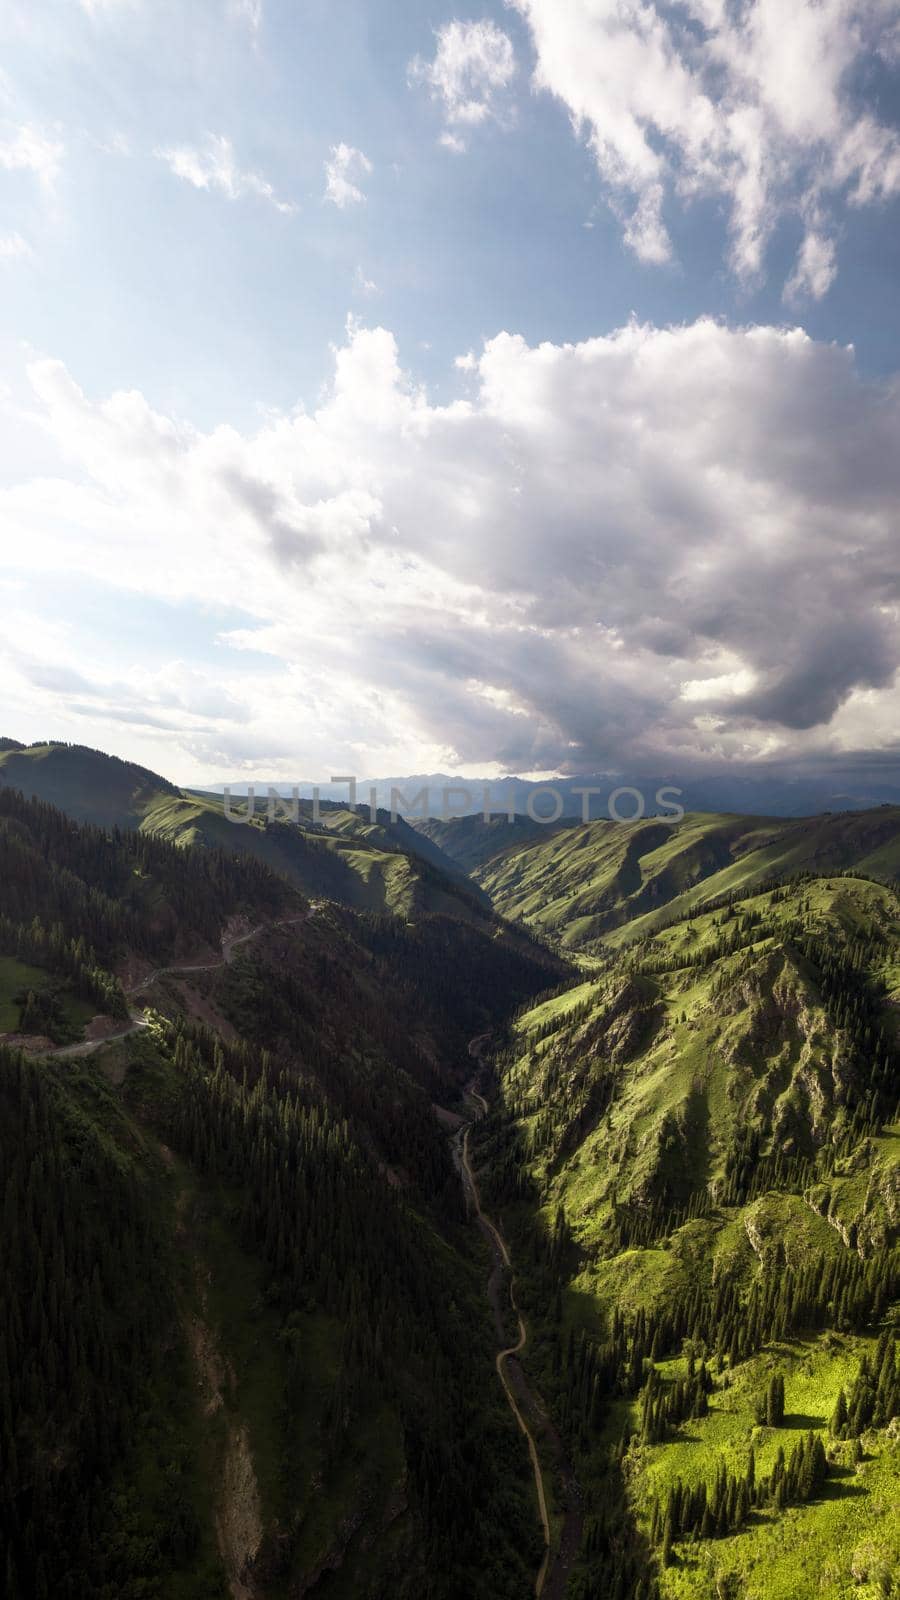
xmin=475 ymin=808 xmax=900 ymax=950
xmin=630 ymin=1334 xmax=900 ymax=1600
xmin=509 ymin=877 xmax=900 ymax=1271
xmin=141 ymin=792 xmax=419 ymax=909
xmin=413 ymin=812 xmax=573 ymax=874
xmin=497 ymin=874 xmax=900 ymax=1597
xmin=0 ymin=955 xmax=54 ymax=1030
xmin=144 ymin=795 xmax=493 ymax=919
xmin=0 ymin=740 xmax=488 ymax=924
xmin=0 ymin=740 xmax=180 ymax=826
xmin=0 ymin=953 xmax=98 ymax=1037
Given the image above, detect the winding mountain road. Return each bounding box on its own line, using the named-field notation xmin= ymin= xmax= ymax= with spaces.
xmin=47 ymin=909 xmax=317 ymax=1060
xmin=45 ymin=917 xmax=577 ymax=1591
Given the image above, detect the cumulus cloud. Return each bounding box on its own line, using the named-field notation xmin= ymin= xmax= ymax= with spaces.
xmin=509 ymin=0 xmax=900 ymax=292
xmin=324 ymin=143 xmax=372 ymax=208
xmin=155 ymin=133 xmax=295 ymax=213
xmin=4 ymin=317 xmax=900 ymax=776
xmin=410 ymin=19 xmax=516 ymax=150
xmin=0 ymin=123 xmax=63 ymax=187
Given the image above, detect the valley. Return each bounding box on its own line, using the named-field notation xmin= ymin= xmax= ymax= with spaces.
xmin=0 ymin=742 xmax=898 ymax=1599
xmin=455 ymin=1064 xmax=555 ymax=1599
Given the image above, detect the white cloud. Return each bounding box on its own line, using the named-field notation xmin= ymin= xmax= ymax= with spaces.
xmin=509 ymin=0 xmax=900 ymax=292
xmin=680 ymin=665 xmax=759 ymax=702
xmin=4 ymin=317 xmax=900 ymax=776
xmin=410 ymin=19 xmax=516 ymax=150
xmin=324 ymin=143 xmax=372 ymax=208
xmin=784 ymin=227 xmax=839 ymax=303
xmin=0 ymin=232 xmax=32 ymax=261
xmin=354 ymin=265 xmax=379 ymax=296
xmin=0 ymin=123 xmax=63 ymax=187
xmin=155 ymin=133 xmax=295 ymax=213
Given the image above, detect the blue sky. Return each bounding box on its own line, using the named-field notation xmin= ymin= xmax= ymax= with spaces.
xmin=2 ymin=0 xmax=900 ymax=783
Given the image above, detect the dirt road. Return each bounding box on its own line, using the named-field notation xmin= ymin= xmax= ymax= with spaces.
xmin=459 ymin=1035 xmax=583 ymax=1600
xmin=47 ymin=909 xmax=316 ymax=1059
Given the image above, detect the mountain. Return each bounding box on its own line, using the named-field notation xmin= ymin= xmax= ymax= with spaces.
xmin=0 ymin=740 xmax=489 ymax=920
xmin=463 ymin=807 xmax=900 ymax=950
xmin=221 ymin=767 xmax=900 ymax=820
xmin=3 ymin=744 xmax=899 ymax=1600
xmin=414 ymin=810 xmax=572 ymax=874
xmin=473 ymin=866 xmax=900 ymax=1598
xmin=0 ymin=738 xmax=181 ymax=826
xmin=0 ymin=783 xmax=564 ymax=1599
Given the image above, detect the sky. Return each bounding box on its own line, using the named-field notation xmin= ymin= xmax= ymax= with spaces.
xmin=2 ymin=0 xmax=900 ymax=786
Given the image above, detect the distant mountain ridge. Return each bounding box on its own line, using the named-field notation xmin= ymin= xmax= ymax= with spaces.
xmin=8 ymin=741 xmax=900 ymax=955
xmin=205 ymin=766 xmax=900 ymax=819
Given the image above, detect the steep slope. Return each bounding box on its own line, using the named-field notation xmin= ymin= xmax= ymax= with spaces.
xmin=0 ymin=782 xmax=297 ymax=1049
xmin=0 ymin=789 xmax=564 ymax=1599
xmin=474 ymin=871 xmax=900 ymax=1598
xmin=12 ymin=754 xmax=900 ymax=1598
xmin=271 ymin=798 xmax=482 ymax=889
xmin=0 ymin=741 xmax=488 ymax=922
xmin=1 ymin=1030 xmax=543 ymax=1600
xmin=414 ymin=811 xmax=573 ymax=874
xmin=0 ymin=783 xmax=563 ymax=1074
xmin=0 ymin=739 xmax=180 ymax=826
xmin=142 ymin=792 xmax=490 ymax=919
xmin=473 ymin=808 xmax=900 ymax=950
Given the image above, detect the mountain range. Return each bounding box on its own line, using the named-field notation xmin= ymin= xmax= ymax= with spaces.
xmin=1 ymin=738 xmax=897 ymax=1600
xmin=195 ymin=766 xmax=900 ymax=822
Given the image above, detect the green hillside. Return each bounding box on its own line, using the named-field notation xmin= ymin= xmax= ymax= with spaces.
xmin=414 ymin=811 xmax=573 ymax=874
xmin=0 ymin=784 xmax=566 ymax=1599
xmin=0 ymin=739 xmax=180 ymax=826
xmin=472 ymin=869 xmax=900 ymax=1598
xmin=0 ymin=782 xmax=562 ymax=1065
xmin=472 ymin=808 xmax=900 ymax=950
xmin=6 ymin=745 xmax=900 ymax=1600
xmin=1 ymin=1029 xmax=542 ymax=1600
xmin=0 ymin=740 xmax=492 ymax=923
